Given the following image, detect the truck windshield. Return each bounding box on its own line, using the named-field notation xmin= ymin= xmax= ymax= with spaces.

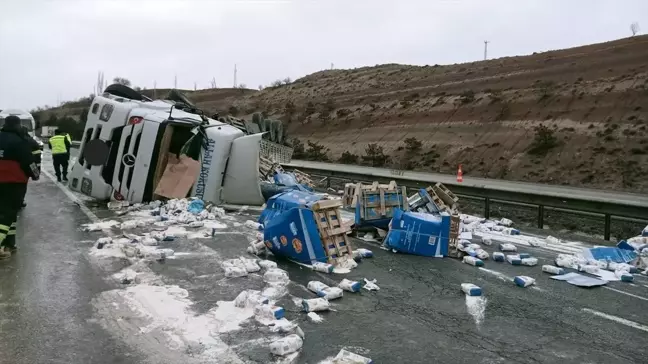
xmin=0 ymin=118 xmax=34 ymax=131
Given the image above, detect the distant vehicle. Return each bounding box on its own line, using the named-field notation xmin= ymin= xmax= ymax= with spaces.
xmin=0 ymin=109 xmax=44 ymax=148
xmin=67 ymin=84 xmax=266 ymax=206
xmin=40 ymin=126 xmax=58 ymax=138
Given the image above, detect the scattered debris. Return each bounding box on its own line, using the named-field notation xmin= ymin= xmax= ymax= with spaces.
xmin=521 ymin=257 xmax=538 ymax=266
xmin=499 ymin=243 xmax=517 ymax=252
xmin=513 ymin=276 xmax=536 ymax=288
xmin=551 ymin=272 xmax=607 ymax=287
xmin=269 ymin=334 xmax=303 ymax=356
xmin=307 ymin=281 xmax=344 ymax=300
xmin=234 ymin=290 xmax=269 ymax=308
xmin=363 ymin=278 xmax=380 ymax=291
xmin=254 ymin=304 xmax=286 ymax=321
xmin=302 ymin=298 xmax=331 ymax=312
xmin=542 ymin=265 xmax=565 ymax=275
xmin=307 ymin=312 xmax=324 ymax=323
xmin=463 ymin=256 xmax=484 ymax=267
xmin=461 ymin=283 xmax=482 ymax=296
xmin=338 ymin=279 xmax=361 ymax=293
xmin=329 ymin=349 xmax=373 ymax=364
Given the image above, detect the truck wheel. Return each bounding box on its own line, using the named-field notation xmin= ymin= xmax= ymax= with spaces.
xmin=104 ymin=84 xmax=146 ymax=101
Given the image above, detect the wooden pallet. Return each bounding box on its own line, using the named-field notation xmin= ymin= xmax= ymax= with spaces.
xmin=311 ymin=199 xmax=353 ymax=264
xmin=432 ymin=183 xmax=459 ymax=209
xmin=342 ymin=183 xmax=358 ymax=208
xmin=425 ymin=187 xmax=451 ymax=213
xmin=358 ymin=182 xmax=408 ymax=221
xmin=448 ymin=214 xmax=462 ymax=258
xmin=293 ymin=169 xmax=314 ymax=188
xmin=259 ymin=155 xmax=283 ymax=180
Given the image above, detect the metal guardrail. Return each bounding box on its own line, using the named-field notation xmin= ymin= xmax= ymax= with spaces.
xmin=282 ymin=160 xmax=648 ymax=241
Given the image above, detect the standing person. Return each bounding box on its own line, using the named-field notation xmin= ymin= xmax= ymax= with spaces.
xmin=48 ymin=129 xmax=71 ymax=182
xmin=19 ymin=126 xmax=42 ymax=208
xmin=0 ymin=115 xmax=40 ymax=259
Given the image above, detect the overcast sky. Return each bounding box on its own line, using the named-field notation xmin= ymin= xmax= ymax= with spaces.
xmin=1 ymin=0 xmax=646 ymax=111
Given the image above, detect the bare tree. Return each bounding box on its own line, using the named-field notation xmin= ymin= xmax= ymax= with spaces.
xmin=210 ymin=77 xmax=217 ymax=88
xmin=258 ymin=85 xmax=264 ymax=90
xmin=282 ymin=77 xmax=292 ymax=85
xmin=631 ymin=22 xmax=640 ymax=36
xmin=96 ymin=71 xmax=105 ymax=95
xmin=113 ymin=77 xmax=131 ymax=86
xmin=238 ymin=83 xmax=247 ymax=89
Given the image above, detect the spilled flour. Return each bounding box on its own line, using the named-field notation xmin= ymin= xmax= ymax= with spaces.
xmin=465 ymin=295 xmax=488 ymax=328
xmin=93 ymin=284 xmax=253 ymax=363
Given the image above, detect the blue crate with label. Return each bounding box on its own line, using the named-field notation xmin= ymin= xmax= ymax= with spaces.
xmin=383 ymin=208 xmax=451 ymax=257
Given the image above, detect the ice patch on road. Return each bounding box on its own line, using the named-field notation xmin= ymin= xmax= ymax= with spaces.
xmin=465 ymin=296 xmax=487 ymax=328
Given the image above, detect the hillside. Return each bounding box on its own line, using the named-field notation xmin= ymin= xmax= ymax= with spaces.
xmin=227 ymin=35 xmax=648 ymax=193
xmin=40 ymin=36 xmax=648 ymax=192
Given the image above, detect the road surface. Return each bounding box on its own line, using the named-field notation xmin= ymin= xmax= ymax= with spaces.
xmin=1 ymin=152 xmax=647 ymax=363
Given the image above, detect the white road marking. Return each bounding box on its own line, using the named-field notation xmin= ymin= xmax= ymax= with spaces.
xmin=40 ymin=168 xmax=102 ymax=225
xmin=478 ymin=267 xmax=512 ymax=281
xmin=582 ymin=308 xmax=648 ymax=333
xmin=603 ymin=286 xmax=648 ymax=302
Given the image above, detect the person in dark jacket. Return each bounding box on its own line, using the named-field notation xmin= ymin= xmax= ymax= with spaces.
xmin=19 ymin=126 xmax=42 ymax=208
xmin=48 ymin=129 xmax=71 ymax=182
xmin=0 ymin=115 xmax=40 ymax=259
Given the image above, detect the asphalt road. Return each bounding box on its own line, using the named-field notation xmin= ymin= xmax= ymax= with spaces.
xmin=285 ymin=160 xmax=648 ymax=208
xmin=2 ymin=153 xmax=647 ymax=363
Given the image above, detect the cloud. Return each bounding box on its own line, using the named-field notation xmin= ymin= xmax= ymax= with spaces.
xmin=0 ymin=0 xmax=646 ymax=110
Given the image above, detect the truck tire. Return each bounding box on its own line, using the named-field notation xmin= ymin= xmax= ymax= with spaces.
xmin=104 ymin=84 xmax=146 ymax=101
xmin=166 ymin=89 xmax=196 ymax=108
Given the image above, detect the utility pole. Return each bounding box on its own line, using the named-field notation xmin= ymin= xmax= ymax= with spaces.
xmin=174 ymin=75 xmax=177 ymax=89
xmin=233 ymin=64 xmax=237 ymax=88
xmin=194 ymin=82 xmax=197 ymax=91
xmin=330 ymin=63 xmax=334 ymax=70
xmin=153 ymin=81 xmax=157 ymax=99
xmin=484 ymin=40 xmax=490 ymax=60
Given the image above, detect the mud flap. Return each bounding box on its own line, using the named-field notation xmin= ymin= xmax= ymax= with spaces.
xmin=221 ymin=134 xmax=265 ymax=206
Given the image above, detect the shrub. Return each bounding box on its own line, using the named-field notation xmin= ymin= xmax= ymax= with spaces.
xmin=228 ymin=105 xmax=239 ymax=116
xmin=459 ymin=90 xmax=475 ymax=104
xmin=338 ymin=151 xmax=359 ymax=164
xmin=403 ymin=137 xmax=422 ymax=154
xmin=527 ymin=124 xmax=559 ymax=156
xmin=302 ymin=141 xmax=330 ymax=161
xmin=284 ymin=101 xmax=295 ymax=121
xmin=495 ymin=103 xmax=510 ymax=121
xmin=362 ymin=143 xmax=389 ymax=167
xmin=304 ymin=102 xmax=316 ymax=115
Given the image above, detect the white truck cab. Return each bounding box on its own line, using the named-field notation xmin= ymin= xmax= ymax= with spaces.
xmin=67 ymin=85 xmax=265 ymax=206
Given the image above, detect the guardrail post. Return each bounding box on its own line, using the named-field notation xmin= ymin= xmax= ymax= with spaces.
xmin=326 ymin=177 xmax=331 ymax=189
xmin=484 ymin=198 xmax=490 ymax=219
xmin=537 ymin=205 xmax=545 ymax=229
xmin=604 ymin=214 xmax=611 ymax=241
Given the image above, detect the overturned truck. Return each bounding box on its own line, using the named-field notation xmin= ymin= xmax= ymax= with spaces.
xmin=68 ymin=85 xmax=282 ymax=206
